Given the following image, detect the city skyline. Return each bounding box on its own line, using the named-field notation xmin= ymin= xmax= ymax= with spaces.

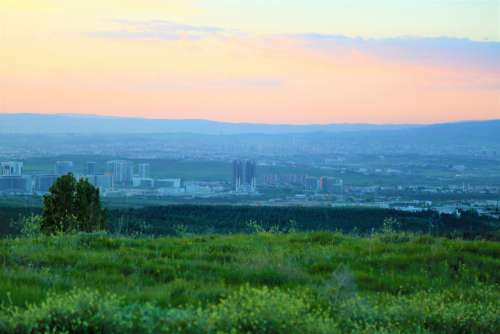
xmin=1 ymin=1 xmax=499 ymax=124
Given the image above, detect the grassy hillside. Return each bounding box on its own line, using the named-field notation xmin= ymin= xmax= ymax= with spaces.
xmin=0 ymin=232 xmax=499 ymax=333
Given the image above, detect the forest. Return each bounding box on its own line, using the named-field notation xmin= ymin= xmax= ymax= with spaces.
xmin=1 ymin=205 xmax=499 ymax=239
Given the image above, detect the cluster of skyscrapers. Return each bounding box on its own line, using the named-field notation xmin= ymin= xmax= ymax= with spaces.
xmin=0 ymin=160 xmax=155 ymax=194
xmin=318 ymin=176 xmax=344 ymax=194
xmin=1 ymin=159 xmax=258 ymax=195
xmin=232 ymin=160 xmax=257 ymax=192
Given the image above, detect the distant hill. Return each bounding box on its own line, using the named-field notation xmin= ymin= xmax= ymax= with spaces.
xmin=0 ymin=113 xmax=417 ymax=134
xmin=404 ymin=120 xmax=500 ymax=144
xmin=320 ymin=119 xmax=500 ymax=146
xmin=0 ymin=114 xmax=499 ymax=148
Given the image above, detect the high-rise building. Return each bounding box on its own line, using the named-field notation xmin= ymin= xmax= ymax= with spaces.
xmin=138 ymin=163 xmax=150 ymax=178
xmin=55 ymin=161 xmax=74 ymax=176
xmin=0 ymin=161 xmax=23 ymax=176
xmin=332 ymin=179 xmax=344 ymax=194
xmin=106 ymin=160 xmax=134 ymax=187
xmin=87 ymin=162 xmax=97 ymax=175
xmin=319 ymin=177 xmax=343 ymax=194
xmin=232 ymin=160 xmax=243 ymax=191
xmin=244 ymin=160 xmax=257 ymax=191
xmin=304 ymin=176 xmax=319 ymax=191
xmin=232 ymin=160 xmax=257 ymax=192
xmin=319 ymin=176 xmax=328 ymax=193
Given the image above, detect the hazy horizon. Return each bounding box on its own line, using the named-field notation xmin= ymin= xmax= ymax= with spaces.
xmin=3 ymin=112 xmax=500 ymax=126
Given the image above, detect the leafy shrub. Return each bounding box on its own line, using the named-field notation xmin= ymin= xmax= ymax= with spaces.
xmin=173 ymin=224 xmax=191 ymax=237
xmin=245 ymin=220 xmax=297 ymax=234
xmin=0 ymin=290 xmax=206 ymax=334
xmin=0 ymin=287 xmax=339 ymax=334
xmin=9 ymin=215 xmax=42 ymax=238
xmin=1 ymin=290 xmax=126 ymax=333
xmin=207 ymin=285 xmax=337 ymax=334
xmin=332 ymin=286 xmax=500 ymax=334
xmin=319 ymin=264 xmax=358 ymax=306
xmin=121 ymin=304 xmax=205 ymax=334
xmin=376 ymin=218 xmax=413 ymax=243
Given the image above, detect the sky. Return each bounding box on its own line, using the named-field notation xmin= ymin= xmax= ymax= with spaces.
xmin=1 ymin=0 xmax=499 ymax=124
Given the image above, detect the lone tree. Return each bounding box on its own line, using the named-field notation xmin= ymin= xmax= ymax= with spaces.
xmin=41 ymin=174 xmax=106 ymax=234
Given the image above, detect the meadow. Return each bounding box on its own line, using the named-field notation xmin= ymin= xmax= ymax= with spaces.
xmin=0 ymin=230 xmax=498 ymax=333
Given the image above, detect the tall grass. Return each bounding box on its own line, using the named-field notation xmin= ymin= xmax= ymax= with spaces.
xmin=0 ymin=231 xmax=498 ymax=333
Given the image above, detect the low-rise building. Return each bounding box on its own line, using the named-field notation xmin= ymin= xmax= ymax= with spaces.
xmin=0 ymin=161 xmax=23 ymax=176
xmin=34 ymin=175 xmax=58 ymax=194
xmin=0 ymin=175 xmax=32 ymax=194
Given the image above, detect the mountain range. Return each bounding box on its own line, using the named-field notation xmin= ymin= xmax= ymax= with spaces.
xmin=3 ymin=113 xmax=498 ymax=136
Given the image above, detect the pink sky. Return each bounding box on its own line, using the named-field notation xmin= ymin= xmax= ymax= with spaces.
xmin=1 ymin=2 xmax=499 ymax=124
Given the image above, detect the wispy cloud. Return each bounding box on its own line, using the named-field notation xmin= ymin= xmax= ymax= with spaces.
xmin=293 ymin=34 xmax=500 ymax=71
xmin=131 ymin=78 xmax=284 ymax=90
xmin=89 ymin=19 xmax=500 ymax=72
xmin=89 ymin=20 xmax=229 ymax=40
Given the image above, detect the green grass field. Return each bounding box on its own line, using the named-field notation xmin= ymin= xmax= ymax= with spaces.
xmin=0 ymin=232 xmax=499 ymax=333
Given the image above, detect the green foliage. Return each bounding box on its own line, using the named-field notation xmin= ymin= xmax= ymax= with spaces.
xmin=378 ymin=217 xmax=412 ymax=243
xmin=104 ymin=205 xmax=499 ymax=239
xmin=0 ymin=289 xmax=206 ymax=334
xmin=207 ymin=285 xmax=336 ymax=333
xmin=246 ymin=219 xmax=301 ymax=234
xmin=41 ymin=174 xmax=106 ymax=234
xmin=2 ymin=205 xmax=498 ymax=239
xmin=20 ymin=215 xmax=42 ymax=238
xmin=0 ymin=232 xmax=499 ymax=333
xmin=332 ymin=285 xmax=500 ymax=333
xmin=382 ymin=217 xmax=401 ymax=233
xmin=74 ymin=177 xmax=107 ymax=232
xmin=0 ymin=287 xmax=339 ymax=334
xmin=41 ymin=174 xmax=77 ymax=234
xmin=173 ymin=224 xmax=191 ymax=237
xmin=1 ymin=290 xmax=125 ymax=333
xmin=9 ymin=215 xmax=41 ymax=238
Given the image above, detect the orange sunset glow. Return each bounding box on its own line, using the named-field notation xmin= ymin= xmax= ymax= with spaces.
xmin=1 ymin=0 xmax=499 ymax=123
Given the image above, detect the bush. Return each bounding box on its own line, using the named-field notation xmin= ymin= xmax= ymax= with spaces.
xmin=0 ymin=288 xmax=338 ymax=334
xmin=9 ymin=215 xmax=41 ymax=238
xmin=0 ymin=290 xmax=206 ymax=334
xmin=207 ymin=285 xmax=337 ymax=334
xmin=1 ymin=290 xmax=126 ymax=333
xmin=332 ymin=286 xmax=500 ymax=334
